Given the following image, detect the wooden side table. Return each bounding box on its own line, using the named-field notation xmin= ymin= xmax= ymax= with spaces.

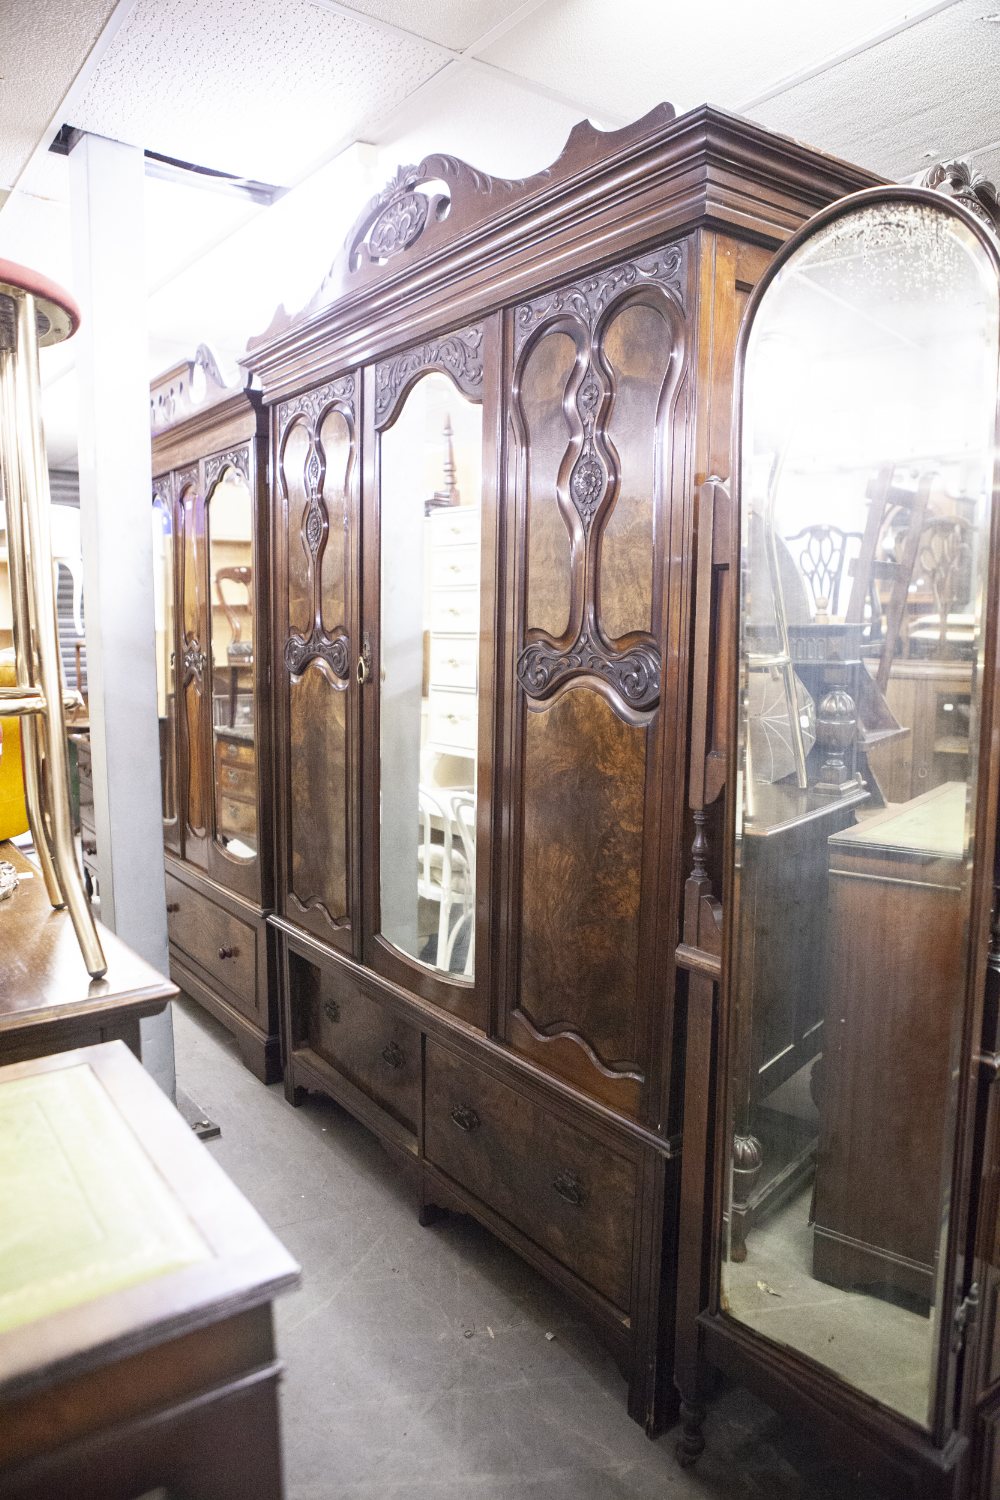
xmin=0 ymin=840 xmax=175 ymax=1067
xmin=0 ymin=1042 xmax=299 ymax=1499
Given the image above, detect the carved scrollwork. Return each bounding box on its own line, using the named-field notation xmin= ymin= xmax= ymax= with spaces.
xmin=204 ymin=445 xmax=250 ymax=493
xmin=284 ymin=629 xmax=349 ymax=681
xmin=375 ymin=323 xmax=484 ymax=427
xmin=922 ymin=159 xmax=1000 ymax=237
xmin=277 ymin=374 xmax=355 ymax=439
xmin=514 ymin=245 xmax=685 ymax=354
xmin=150 ymin=344 xmax=231 ymax=432
xmin=517 ymin=629 xmax=661 ymax=713
xmin=347 ymin=163 xmax=450 ymax=274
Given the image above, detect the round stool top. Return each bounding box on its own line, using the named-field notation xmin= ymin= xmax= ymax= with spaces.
xmin=0 ymin=258 xmax=80 ymax=346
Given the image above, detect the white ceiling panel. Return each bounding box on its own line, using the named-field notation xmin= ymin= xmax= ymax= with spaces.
xmin=337 ymin=0 xmax=538 ymax=52
xmin=479 ymin=0 xmax=960 ymax=124
xmin=748 ymin=1 xmax=1000 ymax=181
xmin=69 ymin=0 xmax=450 ymax=186
xmin=372 ymin=61 xmax=600 ymax=179
xmin=0 ymin=0 xmax=121 ymax=197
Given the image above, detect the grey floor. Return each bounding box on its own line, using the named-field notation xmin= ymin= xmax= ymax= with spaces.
xmin=173 ymin=998 xmax=887 ymax=1500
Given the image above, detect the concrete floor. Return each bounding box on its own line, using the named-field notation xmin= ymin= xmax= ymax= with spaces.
xmin=173 ymin=998 xmax=887 ymax=1500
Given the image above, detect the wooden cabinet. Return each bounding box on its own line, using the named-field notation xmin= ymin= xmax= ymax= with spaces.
xmin=247 ymin=104 xmax=878 ymax=1429
xmin=150 ymin=354 xmax=278 ymax=1080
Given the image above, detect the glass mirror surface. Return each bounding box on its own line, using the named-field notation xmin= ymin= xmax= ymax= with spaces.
xmin=723 ymin=198 xmax=998 ymax=1427
xmin=151 ymin=491 xmax=176 ymax=826
xmin=379 ymin=371 xmax=483 ymax=977
xmin=207 ymin=466 xmax=256 ymax=860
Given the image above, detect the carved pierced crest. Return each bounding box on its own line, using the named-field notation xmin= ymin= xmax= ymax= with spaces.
xmin=922 ymin=159 xmax=1000 ymax=238
xmin=150 ymin=345 xmax=231 ymax=432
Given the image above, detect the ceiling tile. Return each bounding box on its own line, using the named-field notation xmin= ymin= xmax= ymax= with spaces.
xmin=338 ymin=0 xmax=533 ymax=52
xmin=478 ymin=0 xmax=935 ymax=123
xmin=372 ymin=61 xmax=598 ymax=178
xmin=69 ymin=0 xmax=450 ymax=186
xmin=748 ymin=1 xmax=1000 ymax=181
xmin=0 ymin=0 xmax=120 ymax=196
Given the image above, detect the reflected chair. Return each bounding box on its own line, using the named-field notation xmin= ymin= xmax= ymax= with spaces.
xmin=443 ymin=792 xmax=476 ymax=977
xmin=417 ymin=786 xmax=470 ymax=972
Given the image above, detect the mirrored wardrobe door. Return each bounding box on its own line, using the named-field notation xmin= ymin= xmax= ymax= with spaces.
xmin=152 ymin=475 xmax=180 ymax=855
xmin=721 ymin=190 xmax=1000 ymax=1434
xmin=278 ymin=377 xmax=358 ymax=952
xmin=205 ymin=458 xmax=257 ymax=872
xmin=364 ymin=329 xmax=489 ymax=1018
xmin=177 ymin=467 xmax=209 ymax=870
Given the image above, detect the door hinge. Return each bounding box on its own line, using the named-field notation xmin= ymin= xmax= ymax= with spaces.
xmin=952 ymin=1282 xmax=980 ymax=1352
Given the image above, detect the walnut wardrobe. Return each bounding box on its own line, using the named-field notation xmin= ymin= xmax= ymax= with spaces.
xmin=245 ymin=103 xmax=878 ymax=1427
xmin=150 ymin=351 xmax=279 ymax=1082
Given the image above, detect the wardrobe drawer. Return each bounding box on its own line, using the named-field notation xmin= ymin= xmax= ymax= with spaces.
xmin=431 ymin=544 xmax=478 ymax=591
xmin=427 ymin=689 xmax=478 ymax=753
xmin=218 ymin=795 xmax=257 ymax=841
xmin=218 ymin=760 xmax=255 ymax=802
xmin=430 ymin=589 xmax=478 ymax=633
xmin=429 ymin=635 xmax=478 ymax=691
xmin=428 ymin=507 xmax=479 ymax=548
xmin=303 ymin=968 xmax=420 ymax=1136
xmin=425 ymin=1041 xmax=636 ymax=1309
xmin=165 ymin=871 xmax=256 ymax=1002
xmin=216 ymin=736 xmax=256 ymax=771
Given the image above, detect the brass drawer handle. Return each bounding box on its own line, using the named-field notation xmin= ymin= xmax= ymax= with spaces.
xmin=166 ymin=901 xmax=180 ymax=913
xmin=382 ymin=1041 xmax=405 ymax=1069
xmin=323 ymin=999 xmax=340 ymax=1023
xmin=218 ymin=944 xmax=237 ymax=960
xmin=553 ymin=1170 xmax=586 ymax=1208
xmin=450 ymin=1103 xmax=480 ymax=1133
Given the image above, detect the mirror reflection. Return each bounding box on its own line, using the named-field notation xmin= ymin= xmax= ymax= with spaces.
xmin=207 ymin=466 xmax=256 ymax=860
xmin=723 ymin=200 xmax=998 ymax=1428
xmin=379 ymin=372 xmax=482 ymax=977
xmin=151 ymin=489 xmax=176 ymax=826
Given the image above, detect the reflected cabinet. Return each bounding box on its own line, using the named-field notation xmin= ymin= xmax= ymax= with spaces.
xmin=248 ymin=103 xmax=878 ymax=1427
xmin=675 ymin=183 xmax=1000 ymax=1497
xmin=150 ymin=353 xmax=278 ymax=1081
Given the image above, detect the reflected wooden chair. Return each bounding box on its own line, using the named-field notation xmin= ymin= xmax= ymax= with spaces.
xmin=443 ymin=792 xmax=476 ymax=977
xmin=417 ymin=786 xmax=471 ymax=972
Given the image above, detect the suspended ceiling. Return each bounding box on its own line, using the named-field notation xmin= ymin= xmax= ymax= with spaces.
xmin=0 ymin=0 xmax=996 ymax=468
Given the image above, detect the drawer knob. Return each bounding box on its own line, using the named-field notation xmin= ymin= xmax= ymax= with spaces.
xmin=553 ymin=1170 xmax=586 ymax=1208
xmin=218 ymin=945 xmax=237 ymax=960
xmin=450 ymin=1103 xmax=480 ymax=1133
xmin=381 ymin=1041 xmax=405 ymax=1069
xmin=323 ymin=999 xmax=340 ymax=1023
xmin=83 ymin=840 xmax=97 ymax=856
xmin=166 ymin=901 xmax=180 ymax=913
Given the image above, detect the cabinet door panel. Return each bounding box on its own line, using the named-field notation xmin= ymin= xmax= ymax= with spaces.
xmin=152 ymin=474 xmax=180 ymax=855
xmin=506 ymin=252 xmax=687 ymax=1119
xmin=278 ymin=381 xmax=358 ymax=949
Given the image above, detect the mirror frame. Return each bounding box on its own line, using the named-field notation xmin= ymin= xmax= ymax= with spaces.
xmin=700 ymin=186 xmax=1000 ymax=1467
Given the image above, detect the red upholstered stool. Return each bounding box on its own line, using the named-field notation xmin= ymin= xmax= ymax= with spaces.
xmin=0 ymin=259 xmax=80 ymax=347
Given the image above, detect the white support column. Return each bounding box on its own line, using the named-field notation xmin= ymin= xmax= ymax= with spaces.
xmin=70 ymin=132 xmax=175 ymax=1095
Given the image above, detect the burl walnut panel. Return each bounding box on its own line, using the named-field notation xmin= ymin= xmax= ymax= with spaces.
xmin=508 ymin=250 xmax=686 ymax=1116
xmin=279 ymin=381 xmax=356 ymax=946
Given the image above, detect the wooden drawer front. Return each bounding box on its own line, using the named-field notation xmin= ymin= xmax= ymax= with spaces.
xmin=165 ymin=871 xmax=256 ymax=1004
xmin=430 ymin=588 xmax=478 ymax=634
xmin=218 ymin=795 xmax=257 ymax=840
xmin=428 ymin=507 xmax=479 ymax=548
xmin=427 ymin=689 xmax=477 ymax=754
xmin=429 ymin=636 xmax=478 ymax=691
xmin=218 ymin=759 xmax=255 ymax=804
xmin=424 ymin=1041 xmax=636 ymax=1309
xmin=431 ymin=544 xmax=478 ymax=591
xmin=216 ymin=736 xmax=256 ymax=771
xmin=302 ymin=967 xmax=420 ymax=1136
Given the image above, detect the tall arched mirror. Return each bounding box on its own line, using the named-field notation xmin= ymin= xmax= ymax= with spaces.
xmin=151 ymin=484 xmax=177 ymax=836
xmin=206 ymin=463 xmax=256 ymax=861
xmin=722 ymin=192 xmax=999 ymax=1429
xmin=378 ymin=370 xmax=483 ymax=979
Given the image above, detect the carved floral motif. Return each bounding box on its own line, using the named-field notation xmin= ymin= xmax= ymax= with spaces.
xmin=204 ymin=445 xmax=250 ymax=493
xmin=517 ymin=630 xmax=661 ymax=712
xmin=922 ymin=159 xmax=1000 ymax=237
xmin=283 ymin=630 xmax=349 ymax=681
xmin=277 ymin=374 xmax=355 ymax=439
xmin=514 ymin=245 xmax=685 ymax=353
xmin=375 ymin=324 xmax=484 ymax=426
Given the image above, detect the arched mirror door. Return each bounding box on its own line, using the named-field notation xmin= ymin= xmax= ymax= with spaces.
xmin=719 ymin=188 xmax=1000 ymax=1435
xmin=151 ymin=475 xmax=179 ymax=854
xmin=206 ymin=461 xmax=257 ymax=866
